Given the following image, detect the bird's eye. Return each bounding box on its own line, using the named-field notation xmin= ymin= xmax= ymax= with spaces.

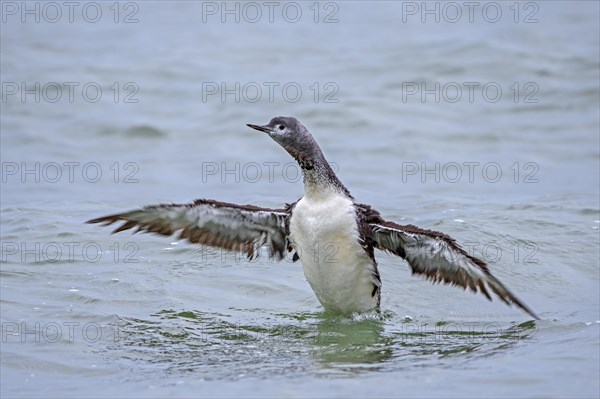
xmin=278 ymin=125 xmax=285 ymax=131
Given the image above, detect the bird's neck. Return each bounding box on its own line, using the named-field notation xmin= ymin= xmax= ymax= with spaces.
xmin=295 ymin=149 xmax=352 ymax=200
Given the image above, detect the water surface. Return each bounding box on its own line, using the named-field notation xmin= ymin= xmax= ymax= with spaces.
xmin=1 ymin=1 xmax=599 ymax=398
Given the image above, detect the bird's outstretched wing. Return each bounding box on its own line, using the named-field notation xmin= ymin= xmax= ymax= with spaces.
xmin=87 ymin=199 xmax=290 ymax=260
xmin=357 ymin=204 xmax=539 ymax=319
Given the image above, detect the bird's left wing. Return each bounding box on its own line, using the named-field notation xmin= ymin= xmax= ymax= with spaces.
xmin=357 ymin=204 xmax=539 ymax=319
xmin=87 ymin=199 xmax=289 ymax=260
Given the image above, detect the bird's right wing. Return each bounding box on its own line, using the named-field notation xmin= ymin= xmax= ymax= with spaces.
xmin=370 ymin=220 xmax=540 ymax=320
xmin=87 ymin=199 xmax=290 ymax=260
xmin=356 ymin=203 xmax=539 ymax=319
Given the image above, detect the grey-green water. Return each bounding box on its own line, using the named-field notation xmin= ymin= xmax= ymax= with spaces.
xmin=1 ymin=1 xmax=599 ymax=398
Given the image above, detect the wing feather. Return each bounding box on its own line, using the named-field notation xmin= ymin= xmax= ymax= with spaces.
xmin=87 ymin=199 xmax=290 ymax=260
xmin=371 ymin=221 xmax=539 ymax=319
xmin=356 ymin=204 xmax=539 ymax=319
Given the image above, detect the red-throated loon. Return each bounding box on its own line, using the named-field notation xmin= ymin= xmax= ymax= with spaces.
xmin=87 ymin=116 xmax=539 ymax=319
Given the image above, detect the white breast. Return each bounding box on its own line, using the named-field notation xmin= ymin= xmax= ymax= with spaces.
xmin=288 ymin=191 xmax=379 ymax=315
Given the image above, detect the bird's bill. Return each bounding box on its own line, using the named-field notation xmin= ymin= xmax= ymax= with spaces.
xmin=246 ymin=123 xmax=271 ymax=133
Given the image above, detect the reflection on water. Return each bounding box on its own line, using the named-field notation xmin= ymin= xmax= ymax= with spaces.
xmin=105 ymin=309 xmax=538 ymax=380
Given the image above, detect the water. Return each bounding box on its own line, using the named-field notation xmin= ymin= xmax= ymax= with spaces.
xmin=1 ymin=1 xmax=599 ymax=398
